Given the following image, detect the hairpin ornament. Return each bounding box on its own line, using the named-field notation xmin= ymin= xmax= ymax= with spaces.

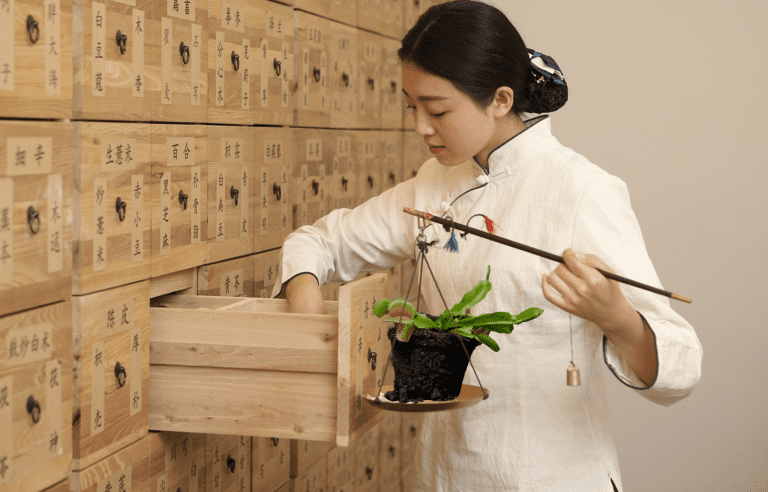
xmin=528 ymin=49 xmax=565 ymax=85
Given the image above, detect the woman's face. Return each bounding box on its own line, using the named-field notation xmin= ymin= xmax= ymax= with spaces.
xmin=402 ymin=61 xmax=502 ymax=168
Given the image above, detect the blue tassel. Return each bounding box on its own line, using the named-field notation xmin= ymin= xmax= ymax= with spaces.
xmin=444 ymin=231 xmax=459 ymax=253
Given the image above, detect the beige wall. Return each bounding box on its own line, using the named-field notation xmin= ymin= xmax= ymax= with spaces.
xmin=492 ymin=1 xmax=768 ymax=490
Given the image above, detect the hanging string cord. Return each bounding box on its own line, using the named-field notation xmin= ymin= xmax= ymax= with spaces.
xmin=376 ymin=220 xmax=428 ymax=401
xmin=421 ymin=253 xmax=488 ymax=399
xmin=569 ymin=314 xmax=574 ymax=364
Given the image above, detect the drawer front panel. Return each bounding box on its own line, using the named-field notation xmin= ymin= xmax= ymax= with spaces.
xmin=0 ymin=0 xmax=73 ymax=118
xmin=207 ymin=125 xmax=254 ymax=263
xmin=252 ymin=436 xmax=289 ymax=492
xmin=293 ymin=11 xmax=329 ymax=128
xmin=252 ymin=248 xmax=280 ymax=298
xmin=380 ymin=36 xmax=402 ymax=129
xmin=328 ymin=130 xmax=356 ymax=213
xmin=70 ymin=435 xmax=150 ymax=492
xmin=0 ymin=301 xmax=72 ymax=492
xmin=72 ymin=122 xmax=151 ymax=295
xmin=149 ymin=0 xmax=208 ymax=122
xmin=198 ymin=255 xmax=254 ymax=297
xmin=73 ymin=0 xmax=151 ymax=120
xmin=0 ymin=121 xmax=72 ymax=317
xmin=354 ymin=130 xmax=381 ymax=206
xmin=206 ymin=434 xmax=249 ymax=492
xmin=293 ymin=127 xmax=331 ymax=228
xmin=357 ymin=30 xmax=380 ymax=130
xmin=254 ymin=0 xmax=293 ymax=126
xmin=148 ymin=432 xmax=206 ymax=492
xmin=254 ymin=126 xmax=293 ymax=253
xmin=150 ymin=124 xmax=208 ymax=277
xmin=71 ymin=280 xmax=150 ymax=470
xmin=208 ymin=0 xmax=254 ymax=125
xmin=381 ymin=130 xmax=402 ymax=194
xmin=329 ymin=20 xmax=356 ymax=129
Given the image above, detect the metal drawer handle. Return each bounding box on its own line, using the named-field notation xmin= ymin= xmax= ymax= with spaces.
xmin=342 ymin=72 xmax=349 ymax=87
xmin=273 ymin=58 xmax=281 ymax=76
xmin=389 ymin=172 xmax=396 ymax=184
xmin=231 ymin=51 xmax=240 ymax=71
xmin=366 ymin=466 xmax=374 ymax=480
xmin=226 ymin=455 xmax=236 ymax=473
xmin=391 ymin=81 xmax=397 ymax=93
xmin=115 ymin=362 xmax=127 ymax=387
xmin=389 ymin=445 xmax=396 ymax=457
xmin=313 ymin=67 xmax=321 ymax=83
xmin=27 ymin=15 xmax=39 ymax=44
xmin=178 ymin=190 xmax=188 ymax=210
xmin=368 ymin=78 xmax=375 ymax=90
xmin=410 ymin=425 xmax=417 ymax=436
xmin=180 ymin=42 xmax=190 ymax=65
xmin=368 ymin=175 xmax=374 ymax=189
xmin=272 ymin=183 xmax=281 ymax=201
xmin=27 ymin=206 xmax=41 ymax=234
xmin=27 ymin=395 xmax=41 ymax=424
xmin=311 ymin=180 xmax=319 ymax=196
xmin=271 ymin=437 xmax=279 ymax=447
xmin=230 ymin=185 xmax=239 ymax=206
xmin=341 ymin=176 xmax=348 ymax=191
xmin=367 ymin=348 xmax=377 ymax=371
xmin=116 ymin=197 xmax=127 ymax=222
xmin=116 ymin=30 xmax=128 ymax=55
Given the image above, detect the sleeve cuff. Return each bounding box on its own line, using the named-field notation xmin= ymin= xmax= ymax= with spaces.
xmin=603 ymin=312 xmax=658 ymax=390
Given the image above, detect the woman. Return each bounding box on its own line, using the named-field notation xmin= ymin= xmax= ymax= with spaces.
xmin=274 ymin=1 xmax=702 ymax=490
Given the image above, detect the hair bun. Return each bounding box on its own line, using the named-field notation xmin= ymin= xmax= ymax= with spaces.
xmin=526 ymin=77 xmax=568 ymax=113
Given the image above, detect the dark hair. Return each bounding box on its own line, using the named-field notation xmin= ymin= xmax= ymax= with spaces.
xmin=399 ymin=0 xmax=567 ymax=114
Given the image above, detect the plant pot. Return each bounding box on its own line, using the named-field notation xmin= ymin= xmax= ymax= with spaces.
xmin=385 ymin=324 xmax=480 ymax=403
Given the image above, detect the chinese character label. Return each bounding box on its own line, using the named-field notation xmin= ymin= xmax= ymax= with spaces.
xmin=129 ymin=326 xmax=142 ymax=415
xmin=6 ymin=137 xmax=53 ymax=175
xmin=92 ymin=3 xmax=106 ymax=96
xmin=161 ymin=17 xmax=173 ymax=104
xmin=167 ymin=0 xmax=194 ymax=21
xmin=0 ymin=178 xmax=13 ymax=281
xmin=132 ymin=9 xmax=145 ymax=97
xmin=6 ymin=323 xmax=54 ymax=366
xmin=93 ymin=177 xmax=108 ymax=271
xmin=131 ymin=175 xmax=144 ymax=261
xmin=190 ymin=166 xmax=201 ymax=244
xmin=47 ymin=174 xmax=64 ymax=273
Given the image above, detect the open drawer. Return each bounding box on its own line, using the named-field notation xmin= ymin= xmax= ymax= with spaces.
xmin=149 ymin=273 xmax=391 ymax=446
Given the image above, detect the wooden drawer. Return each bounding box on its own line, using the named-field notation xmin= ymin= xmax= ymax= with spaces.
xmin=208 ymin=0 xmax=255 ymax=125
xmin=149 ymin=0 xmax=209 ymax=122
xmin=356 ymin=29 xmax=380 ymax=130
xmin=254 ymin=0 xmax=294 ymax=126
xmin=70 ymin=434 xmax=150 ymax=492
xmin=71 ymin=280 xmax=150 ymax=471
xmin=254 ymin=126 xmax=293 ymax=254
xmin=252 ymin=248 xmax=280 ymax=298
xmin=380 ymin=36 xmax=402 ymax=130
xmin=290 ymin=439 xmax=332 ymax=478
xmin=148 ymin=432 xmax=206 ymax=492
xmin=399 ymin=413 xmax=422 ymax=468
xmin=382 ymin=130 xmax=402 ymax=193
xmin=290 ymin=454 xmax=326 ymax=492
xmin=206 ymin=434 xmax=250 ymax=492
xmin=252 ymin=437 xmax=290 ymax=492
xmin=72 ymin=122 xmax=152 ymax=295
xmin=382 ymin=0 xmax=404 ymax=39
xmin=326 ymin=444 xmax=353 ymax=492
xmin=73 ymin=0 xmax=151 ymax=120
xmin=0 ymin=121 xmax=72 ymax=317
xmin=402 ymin=129 xmax=427 ymax=181
xmin=354 ymin=424 xmax=379 ymax=492
xmin=0 ymin=301 xmax=72 ymax=492
xmin=198 ymin=255 xmax=254 ymax=297
xmin=403 ymin=0 xmax=425 ymax=43
xmin=293 ymin=10 xmax=329 ymax=128
xmin=293 ymin=127 xmax=331 ymax=228
xmin=327 ymin=130 xmax=356 ymax=213
xmin=379 ymin=416 xmax=401 ymax=492
xmin=0 ymin=0 xmax=72 ymax=118
xmin=328 ymin=0 xmax=355 ymax=29
xmin=150 ymin=124 xmax=208 ymax=278
xmin=329 ymin=21 xmax=357 ymax=129
xmin=207 ymin=125 xmax=254 ymax=263
xmin=354 ymin=130 xmax=381 ymax=206
xmin=149 ymin=272 xmax=390 ymax=446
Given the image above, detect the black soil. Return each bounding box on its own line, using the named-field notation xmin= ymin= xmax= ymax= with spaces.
xmin=386 ymin=325 xmax=480 ymax=403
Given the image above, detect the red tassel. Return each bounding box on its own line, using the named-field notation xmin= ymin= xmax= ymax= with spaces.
xmin=485 ymin=216 xmax=497 ymax=235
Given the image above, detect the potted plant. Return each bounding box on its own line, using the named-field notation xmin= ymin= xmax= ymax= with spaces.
xmin=373 ymin=266 xmax=543 ymax=403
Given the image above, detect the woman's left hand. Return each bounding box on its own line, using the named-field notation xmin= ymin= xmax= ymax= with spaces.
xmin=541 ymin=249 xmax=637 ymax=336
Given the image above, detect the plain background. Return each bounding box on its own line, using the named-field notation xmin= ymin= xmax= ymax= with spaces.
xmin=490 ymin=1 xmax=768 ymax=490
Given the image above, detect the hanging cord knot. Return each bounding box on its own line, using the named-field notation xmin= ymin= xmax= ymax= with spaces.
xmin=476 ymin=174 xmax=490 ymax=185
xmin=440 ymin=200 xmax=452 ymax=213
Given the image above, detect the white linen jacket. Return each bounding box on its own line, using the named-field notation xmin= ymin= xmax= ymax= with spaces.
xmin=272 ymin=116 xmax=703 ymax=491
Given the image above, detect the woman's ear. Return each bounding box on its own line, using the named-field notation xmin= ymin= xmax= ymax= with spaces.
xmin=491 ymin=86 xmax=515 ymax=117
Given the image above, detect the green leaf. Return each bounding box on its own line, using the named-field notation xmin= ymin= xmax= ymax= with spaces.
xmin=449 ymin=279 xmax=492 ymax=316
xmin=385 ymin=318 xmax=413 ymax=325
xmin=450 ymin=326 xmax=476 ymax=338
xmin=412 ymin=313 xmax=439 ymax=329
xmin=509 ymin=307 xmax=544 ymax=325
xmin=454 ymin=312 xmax=514 ymax=327
xmin=437 ymin=310 xmax=453 ymax=330
xmin=373 ymin=299 xmax=393 ymax=318
xmin=476 ymin=333 xmax=500 ymax=352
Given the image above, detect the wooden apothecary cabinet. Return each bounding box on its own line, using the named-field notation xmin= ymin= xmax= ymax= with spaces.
xmin=149 ymin=273 xmax=390 ymax=447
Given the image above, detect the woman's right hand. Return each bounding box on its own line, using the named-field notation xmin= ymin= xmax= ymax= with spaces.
xmin=284 ymin=273 xmax=327 ymax=314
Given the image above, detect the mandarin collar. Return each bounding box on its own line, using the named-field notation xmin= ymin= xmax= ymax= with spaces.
xmin=472 ymin=115 xmax=551 ymax=177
